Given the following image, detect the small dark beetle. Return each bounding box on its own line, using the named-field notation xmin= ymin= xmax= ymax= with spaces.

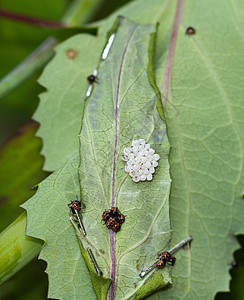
xmin=87 ymin=74 xmax=98 ymax=84
xmin=186 ymin=27 xmax=196 ymax=35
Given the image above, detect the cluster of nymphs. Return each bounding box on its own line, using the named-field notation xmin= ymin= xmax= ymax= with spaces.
xmin=68 ymin=200 xmax=193 ymax=279
xmin=156 ymin=252 xmax=176 ymax=268
xmin=122 ymin=139 xmax=160 ymax=182
xmin=102 ymin=207 xmax=125 ymax=232
xmin=139 ymin=252 xmax=175 ymax=279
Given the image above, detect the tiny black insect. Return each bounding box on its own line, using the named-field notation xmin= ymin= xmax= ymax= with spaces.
xmin=186 ymin=27 xmax=196 ymax=35
xmin=87 ymin=74 xmax=98 ymax=84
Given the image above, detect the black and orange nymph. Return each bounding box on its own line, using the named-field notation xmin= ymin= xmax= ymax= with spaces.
xmin=102 ymin=207 xmax=125 ymax=232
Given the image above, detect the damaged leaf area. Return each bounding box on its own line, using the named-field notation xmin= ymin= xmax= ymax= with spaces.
xmin=78 ymin=18 xmax=171 ymax=299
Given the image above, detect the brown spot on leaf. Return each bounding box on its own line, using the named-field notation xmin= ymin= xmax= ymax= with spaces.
xmin=99 ymin=249 xmax=105 ymax=255
xmin=134 ymin=283 xmax=137 ymax=288
xmin=66 ymin=48 xmax=78 ymax=60
xmin=136 ymin=259 xmax=141 ymax=270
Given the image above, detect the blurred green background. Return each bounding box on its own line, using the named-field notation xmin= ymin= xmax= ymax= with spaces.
xmin=0 ymin=0 xmax=243 ymax=299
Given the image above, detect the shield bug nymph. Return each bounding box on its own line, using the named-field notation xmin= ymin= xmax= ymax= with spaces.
xmin=68 ymin=200 xmax=86 ymax=236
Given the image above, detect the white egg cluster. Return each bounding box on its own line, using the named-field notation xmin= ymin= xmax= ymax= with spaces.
xmin=122 ymin=139 xmax=160 ymax=182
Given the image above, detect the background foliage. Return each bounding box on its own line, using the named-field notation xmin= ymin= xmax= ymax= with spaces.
xmin=0 ymin=0 xmax=243 ymax=299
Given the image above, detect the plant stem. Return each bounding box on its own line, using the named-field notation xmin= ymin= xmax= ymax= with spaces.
xmin=0 ymin=8 xmax=66 ymax=27
xmin=63 ymin=0 xmax=104 ymax=26
xmin=0 ymin=37 xmax=57 ymax=100
xmin=0 ymin=212 xmax=43 ymax=284
xmin=161 ymin=0 xmax=185 ymax=110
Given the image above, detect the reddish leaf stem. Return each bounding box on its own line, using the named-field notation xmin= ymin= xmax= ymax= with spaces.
xmin=109 ymin=230 xmax=116 ymax=299
xmin=161 ymin=0 xmax=185 ymax=109
xmin=110 ymin=23 xmax=137 ymax=300
xmin=0 ymin=8 xmax=66 ymax=28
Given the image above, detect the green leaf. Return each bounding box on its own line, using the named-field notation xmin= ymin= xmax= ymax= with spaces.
xmin=75 ymin=227 xmax=112 ymax=299
xmin=78 ymin=17 xmax=171 ymax=299
xmin=0 ymin=213 xmax=43 ymax=284
xmin=22 ymin=155 xmax=104 ymax=299
xmin=156 ymin=0 xmax=244 ymax=298
xmin=19 ymin=0 xmax=244 ymax=298
xmin=35 ymin=34 xmax=105 ymax=171
xmin=62 ymin=0 xmax=105 ymax=25
xmin=89 ymin=0 xmax=244 ymax=298
xmin=133 ymin=271 xmax=171 ymax=300
xmin=22 ymin=16 xmax=172 ymax=299
xmin=33 ymin=0 xmax=174 ymax=172
xmin=0 ymin=124 xmax=47 ymax=231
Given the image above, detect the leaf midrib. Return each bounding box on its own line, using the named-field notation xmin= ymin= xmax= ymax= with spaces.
xmin=110 ymin=21 xmax=138 ymax=299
